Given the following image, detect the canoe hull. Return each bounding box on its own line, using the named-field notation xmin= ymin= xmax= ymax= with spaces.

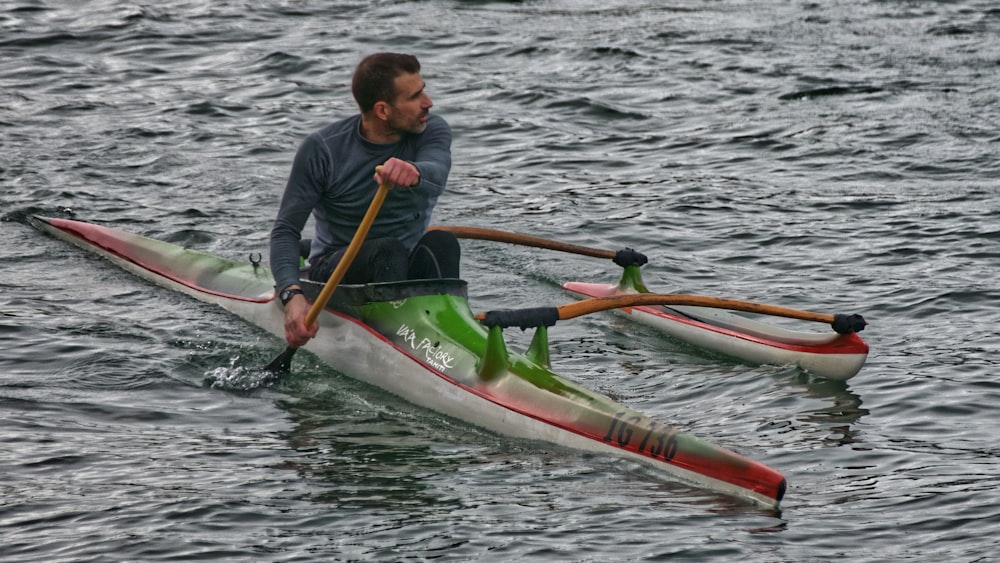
xmin=32 ymin=216 xmax=786 ymax=507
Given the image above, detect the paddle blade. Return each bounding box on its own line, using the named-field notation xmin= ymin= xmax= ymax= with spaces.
xmin=263 ymin=346 xmax=297 ymax=378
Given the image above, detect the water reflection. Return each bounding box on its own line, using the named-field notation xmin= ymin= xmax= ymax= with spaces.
xmin=273 ymin=380 xmax=474 ymax=513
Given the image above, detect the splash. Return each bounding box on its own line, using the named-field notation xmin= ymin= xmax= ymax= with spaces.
xmin=203 ymin=355 xmax=271 ymax=391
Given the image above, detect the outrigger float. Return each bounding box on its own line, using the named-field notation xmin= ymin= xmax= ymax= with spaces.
xmin=31 ymin=216 xmax=865 ymax=507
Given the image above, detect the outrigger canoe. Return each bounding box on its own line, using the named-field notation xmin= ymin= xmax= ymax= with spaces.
xmin=433 ymin=226 xmax=869 ymax=381
xmin=32 ymin=216 xmax=786 ymax=507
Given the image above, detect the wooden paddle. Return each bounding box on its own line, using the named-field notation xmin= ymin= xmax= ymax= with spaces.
xmin=478 ymin=293 xmax=866 ymax=334
xmin=264 ymin=167 xmax=391 ymax=375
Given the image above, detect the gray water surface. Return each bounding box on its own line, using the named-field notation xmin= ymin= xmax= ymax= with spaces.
xmin=2 ymin=1 xmax=998 ymax=561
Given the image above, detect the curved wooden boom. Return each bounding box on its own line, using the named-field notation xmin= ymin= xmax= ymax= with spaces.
xmin=431 ymin=225 xmax=618 ymax=260
xmin=559 ymin=294 xmax=836 ymax=323
xmin=478 ymin=293 xmax=866 ymax=334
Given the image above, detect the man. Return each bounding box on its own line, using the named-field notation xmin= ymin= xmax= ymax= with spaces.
xmin=270 ymin=52 xmax=459 ymax=348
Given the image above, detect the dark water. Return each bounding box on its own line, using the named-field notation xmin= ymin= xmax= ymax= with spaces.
xmin=2 ymin=0 xmax=999 ymax=560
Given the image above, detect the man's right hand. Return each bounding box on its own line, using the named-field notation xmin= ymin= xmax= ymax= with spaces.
xmin=283 ymin=293 xmax=319 ymax=348
xmin=375 ymin=157 xmax=418 ymax=188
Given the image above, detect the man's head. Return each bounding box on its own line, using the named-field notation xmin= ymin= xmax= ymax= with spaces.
xmin=353 ymin=53 xmax=432 ymax=139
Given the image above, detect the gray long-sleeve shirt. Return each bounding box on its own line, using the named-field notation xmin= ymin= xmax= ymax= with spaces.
xmin=269 ymin=113 xmax=452 ymax=292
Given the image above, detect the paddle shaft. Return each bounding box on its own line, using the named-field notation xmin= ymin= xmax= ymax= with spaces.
xmin=304 ymin=178 xmax=390 ymax=328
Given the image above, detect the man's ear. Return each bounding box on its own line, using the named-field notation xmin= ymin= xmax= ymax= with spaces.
xmin=373 ymin=100 xmax=391 ymax=121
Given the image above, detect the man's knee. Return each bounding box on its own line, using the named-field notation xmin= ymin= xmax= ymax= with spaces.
xmin=368 ymin=238 xmax=409 ymax=282
xmin=409 ymin=231 xmax=461 ymax=279
xmin=420 ymin=230 xmax=460 ymax=255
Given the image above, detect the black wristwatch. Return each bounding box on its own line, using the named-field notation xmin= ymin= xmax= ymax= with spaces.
xmin=279 ymin=287 xmax=304 ymax=306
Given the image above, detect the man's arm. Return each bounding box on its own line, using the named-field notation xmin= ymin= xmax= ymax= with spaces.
xmin=410 ymin=115 xmax=452 ymax=195
xmin=270 ymin=135 xmax=328 ymax=348
xmin=270 ymin=134 xmax=328 ymax=293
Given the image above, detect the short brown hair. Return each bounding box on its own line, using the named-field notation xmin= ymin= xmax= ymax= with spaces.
xmin=351 ymin=53 xmax=421 ymax=112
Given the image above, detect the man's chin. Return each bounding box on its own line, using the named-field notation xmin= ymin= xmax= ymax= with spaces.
xmin=391 ymin=120 xmax=428 ymax=136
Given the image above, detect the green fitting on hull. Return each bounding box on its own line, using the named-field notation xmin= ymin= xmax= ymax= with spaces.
xmin=478 ymin=325 xmax=510 ymax=381
xmin=618 ymin=264 xmax=650 ymax=293
xmin=525 ymin=326 xmax=551 ymax=368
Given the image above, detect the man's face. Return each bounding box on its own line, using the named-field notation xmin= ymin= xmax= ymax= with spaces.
xmin=386 ymin=72 xmax=432 ymax=135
